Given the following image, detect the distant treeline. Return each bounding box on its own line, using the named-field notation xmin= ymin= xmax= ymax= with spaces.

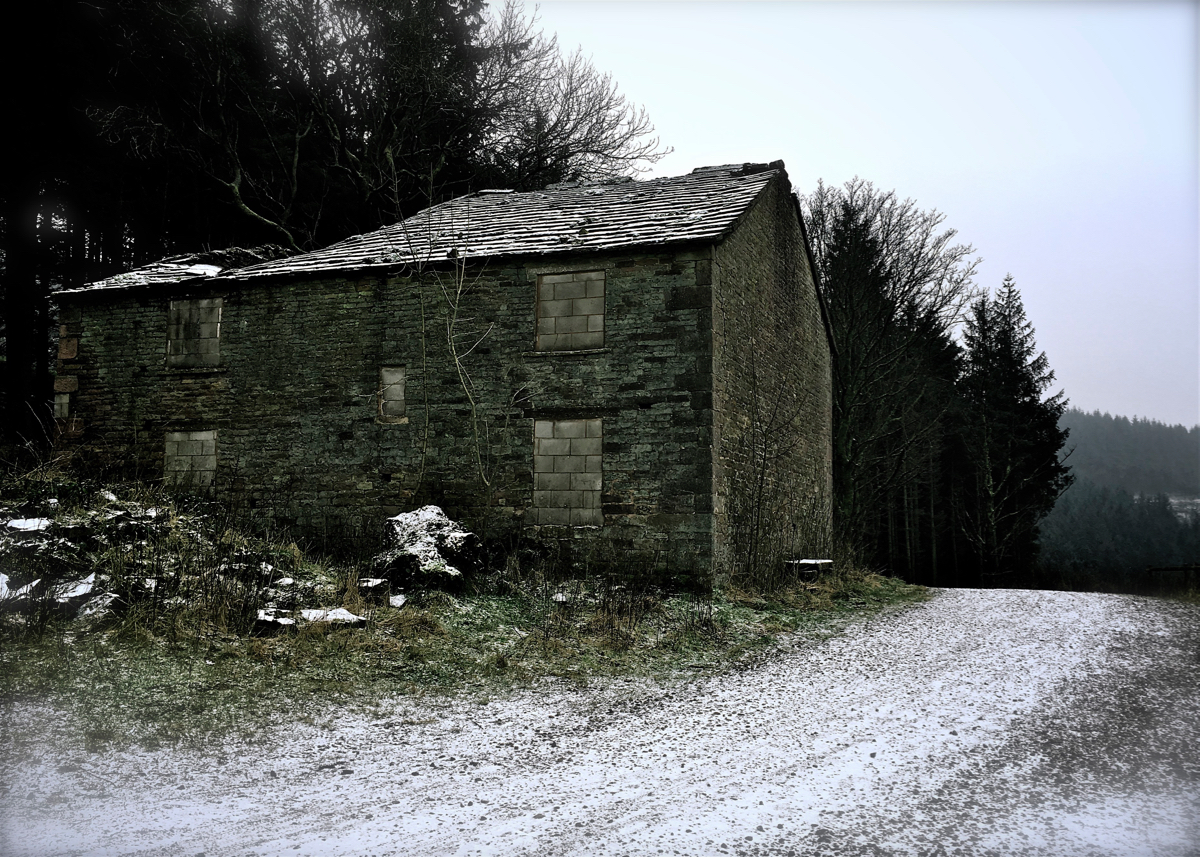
xmin=1038 ymin=478 xmax=1199 ymax=595
xmin=1059 ymin=408 xmax=1199 ymax=497
xmin=1034 ymin=409 xmax=1200 ymax=595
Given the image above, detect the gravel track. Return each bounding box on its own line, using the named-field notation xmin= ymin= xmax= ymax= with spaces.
xmin=3 ymin=588 xmax=1198 ymax=857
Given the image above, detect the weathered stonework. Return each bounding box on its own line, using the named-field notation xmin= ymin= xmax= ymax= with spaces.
xmin=56 ymin=164 xmax=833 ymax=588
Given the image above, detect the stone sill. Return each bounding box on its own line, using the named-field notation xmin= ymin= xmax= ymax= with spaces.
xmin=167 ymin=366 xmax=227 ymax=375
xmin=522 ymin=348 xmax=610 ymax=358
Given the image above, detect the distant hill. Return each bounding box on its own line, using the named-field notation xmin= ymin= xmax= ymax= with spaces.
xmin=1060 ymin=408 xmax=1199 ymax=497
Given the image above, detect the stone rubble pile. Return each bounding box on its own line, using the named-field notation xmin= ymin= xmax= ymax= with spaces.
xmin=1 ymin=495 xmax=476 ymax=632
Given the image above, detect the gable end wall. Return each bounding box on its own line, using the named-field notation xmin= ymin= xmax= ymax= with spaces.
xmin=712 ymin=174 xmax=834 ymax=583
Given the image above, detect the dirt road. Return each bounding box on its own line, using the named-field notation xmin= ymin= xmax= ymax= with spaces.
xmin=3 ymin=589 xmax=1198 ymax=856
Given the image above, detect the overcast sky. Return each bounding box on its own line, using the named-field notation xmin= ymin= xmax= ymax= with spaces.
xmin=521 ymin=0 xmax=1199 ymax=428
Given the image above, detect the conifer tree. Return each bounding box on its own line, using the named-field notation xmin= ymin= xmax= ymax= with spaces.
xmin=956 ymin=275 xmax=1072 ymax=578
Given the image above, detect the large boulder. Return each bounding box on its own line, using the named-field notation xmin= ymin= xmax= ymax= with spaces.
xmin=370 ymin=506 xmax=480 ymax=592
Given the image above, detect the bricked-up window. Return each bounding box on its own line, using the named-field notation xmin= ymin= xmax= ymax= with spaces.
xmin=379 ymin=366 xmax=406 ymax=422
xmin=532 ymin=418 xmax=602 ymax=526
xmin=164 ymin=430 xmax=217 ymax=488
xmin=536 ymin=271 xmax=604 ymax=351
xmin=168 ymin=298 xmax=222 ymax=368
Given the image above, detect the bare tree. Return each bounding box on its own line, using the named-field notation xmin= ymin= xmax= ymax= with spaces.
xmin=474 ymin=1 xmax=670 ymax=189
xmin=800 ymin=179 xmax=979 ymax=569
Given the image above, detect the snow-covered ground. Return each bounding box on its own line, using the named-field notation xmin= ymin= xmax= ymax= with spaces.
xmin=3 ymin=589 xmax=1197 ymax=857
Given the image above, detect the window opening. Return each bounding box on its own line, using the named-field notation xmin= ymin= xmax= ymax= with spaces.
xmin=536 ymin=271 xmax=604 ymax=351
xmin=532 ymin=418 xmax=602 ymax=526
xmin=379 ymin=366 xmax=406 ymax=422
xmin=168 ymin=298 xmax=222 ymax=368
xmin=164 ymin=430 xmax=217 ymax=488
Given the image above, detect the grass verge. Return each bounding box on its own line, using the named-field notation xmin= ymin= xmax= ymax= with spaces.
xmin=1 ymin=576 xmax=927 ymax=755
xmin=0 ymin=466 xmax=927 ymax=755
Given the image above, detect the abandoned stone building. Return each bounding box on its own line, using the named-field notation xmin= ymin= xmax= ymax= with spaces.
xmin=56 ymin=161 xmax=833 ymax=585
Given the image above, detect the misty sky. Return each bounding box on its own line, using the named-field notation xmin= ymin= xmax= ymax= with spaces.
xmin=521 ymin=0 xmax=1199 ymax=428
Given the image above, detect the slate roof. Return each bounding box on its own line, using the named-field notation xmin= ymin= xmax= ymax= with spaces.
xmin=66 ymin=162 xmax=786 ymax=292
xmin=229 ymin=161 xmax=784 ymax=280
xmin=60 ymin=245 xmax=295 ymax=295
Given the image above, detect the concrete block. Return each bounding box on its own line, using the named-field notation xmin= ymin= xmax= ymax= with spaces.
xmin=571 ymin=508 xmax=603 ymax=526
xmin=537 ymin=472 xmax=571 ymax=491
xmin=571 ymin=437 xmax=601 ymax=456
xmin=536 ymin=437 xmax=572 ymax=456
xmin=540 ymin=299 xmax=573 ymax=318
xmin=555 ymin=314 xmax=587 ymax=334
xmin=533 ymin=455 xmax=556 ymax=473
xmin=534 ymin=420 xmax=555 ymax=438
xmin=585 ymin=455 xmax=602 ymax=472
xmin=555 ymin=420 xmax=586 ymax=438
xmin=553 ymin=281 xmax=587 ymax=301
xmin=572 ymin=297 xmax=604 ymax=316
xmin=554 ymin=455 xmax=585 ymax=473
xmin=586 ymin=419 xmax=603 ymax=437
xmin=570 ymin=472 xmax=602 ymax=491
xmin=537 ymin=316 xmax=556 ymax=335
xmin=540 ymin=273 xmax=576 ymax=284
xmin=538 ymin=507 xmax=571 ymax=526
xmin=587 ymin=314 xmax=604 ymax=332
xmin=578 ymin=331 xmax=607 ymax=349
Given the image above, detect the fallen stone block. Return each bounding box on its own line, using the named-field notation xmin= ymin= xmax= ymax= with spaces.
xmin=370 ymin=506 xmax=480 ymax=592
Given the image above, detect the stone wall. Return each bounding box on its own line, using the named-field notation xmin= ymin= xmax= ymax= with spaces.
xmin=711 ymin=172 xmax=834 ymax=583
xmin=58 ymin=246 xmax=717 ymax=585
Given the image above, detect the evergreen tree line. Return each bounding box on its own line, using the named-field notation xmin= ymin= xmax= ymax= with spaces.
xmin=802 ymin=180 xmax=1071 ymax=588
xmin=2 ymin=0 xmax=667 ymax=439
xmin=1033 ymin=410 xmax=1199 ymax=593
xmin=1058 ymin=408 xmax=1199 ymax=497
xmin=1037 ymin=478 xmax=1200 ymax=595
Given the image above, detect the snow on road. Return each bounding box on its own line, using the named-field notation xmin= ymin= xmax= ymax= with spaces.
xmin=3 ymin=589 xmax=1197 ymax=856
